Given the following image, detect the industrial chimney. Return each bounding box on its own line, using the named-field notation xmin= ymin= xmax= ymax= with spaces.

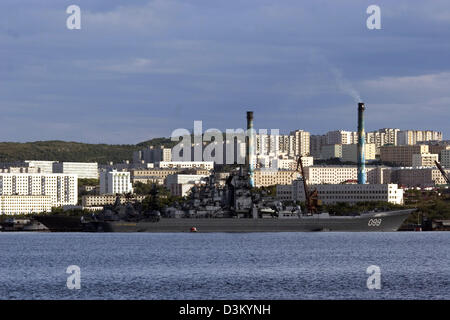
xmin=246 ymin=111 xmax=255 ymax=187
xmin=357 ymin=103 xmax=366 ymax=184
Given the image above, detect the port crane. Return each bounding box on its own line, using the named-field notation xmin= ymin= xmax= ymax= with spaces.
xmin=294 ymin=155 xmax=320 ymax=214
xmin=434 ymin=160 xmax=450 ymax=185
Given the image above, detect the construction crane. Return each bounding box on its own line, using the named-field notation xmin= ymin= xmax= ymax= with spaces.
xmin=434 ymin=160 xmax=450 ymax=185
xmin=294 ymin=155 xmax=320 ymax=214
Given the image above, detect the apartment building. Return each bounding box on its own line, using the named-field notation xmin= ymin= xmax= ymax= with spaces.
xmin=53 ymin=162 xmax=98 ymax=179
xmin=412 ymin=153 xmax=439 ymax=167
xmin=290 ymin=130 xmax=310 ymax=156
xmin=99 ymin=170 xmax=133 ymax=195
xmin=24 ymin=160 xmax=56 ymax=174
xmin=397 ymin=130 xmax=442 ymax=145
xmin=303 ymin=165 xmax=379 ymax=185
xmin=277 ymin=181 xmax=403 ymax=205
xmin=253 ymin=169 xmax=300 ymax=187
xmin=0 ymin=173 xmax=77 ymax=209
xmin=0 ymin=195 xmax=53 ymax=215
xmin=380 ymin=145 xmax=429 ymax=166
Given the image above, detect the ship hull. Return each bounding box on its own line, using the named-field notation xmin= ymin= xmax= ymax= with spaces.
xmin=100 ymin=209 xmax=414 ymax=233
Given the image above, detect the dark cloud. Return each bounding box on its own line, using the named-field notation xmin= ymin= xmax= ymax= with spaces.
xmin=0 ymin=0 xmax=449 ymax=143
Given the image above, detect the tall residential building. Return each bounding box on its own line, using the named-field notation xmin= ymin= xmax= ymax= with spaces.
xmin=0 ymin=173 xmax=78 ymax=210
xmin=397 ymin=130 xmax=442 ymax=145
xmin=100 ymin=170 xmax=133 ymax=195
xmin=290 ymin=130 xmax=310 ymax=156
xmin=367 ymin=128 xmax=400 ymax=152
xmin=380 ymin=145 xmax=429 ymax=167
xmin=52 ymin=162 xmax=98 ymax=179
xmin=278 ymin=134 xmax=296 ymax=157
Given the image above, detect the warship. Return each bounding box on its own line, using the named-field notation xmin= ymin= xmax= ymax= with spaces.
xmin=37 ymin=107 xmax=415 ymax=232
xmin=77 ymin=168 xmax=414 ymax=232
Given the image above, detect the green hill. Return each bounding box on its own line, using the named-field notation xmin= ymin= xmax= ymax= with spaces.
xmin=0 ymin=138 xmax=178 ymax=164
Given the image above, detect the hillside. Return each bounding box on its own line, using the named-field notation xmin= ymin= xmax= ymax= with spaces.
xmin=0 ymin=138 xmax=177 ymax=164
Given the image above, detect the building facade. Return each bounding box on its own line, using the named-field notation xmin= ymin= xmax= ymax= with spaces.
xmin=53 ymin=162 xmax=99 ymax=179
xmin=0 ymin=195 xmax=53 ymax=215
xmin=0 ymin=173 xmax=77 ymax=210
xmin=100 ymin=170 xmax=133 ymax=195
xmin=253 ymin=169 xmax=300 ymax=187
xmin=277 ymin=181 xmax=403 ymax=205
xmin=411 ymin=153 xmax=439 ymax=167
xmin=380 ymin=145 xmax=429 ymax=166
xmin=290 ymin=130 xmax=310 ymax=156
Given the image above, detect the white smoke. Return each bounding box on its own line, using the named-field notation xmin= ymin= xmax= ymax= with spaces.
xmin=330 ymin=67 xmax=362 ymax=103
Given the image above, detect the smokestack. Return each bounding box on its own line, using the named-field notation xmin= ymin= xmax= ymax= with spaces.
xmin=246 ymin=111 xmax=255 ymax=187
xmin=357 ymin=102 xmax=366 ymax=184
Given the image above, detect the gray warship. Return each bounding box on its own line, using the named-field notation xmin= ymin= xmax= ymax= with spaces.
xmin=81 ymin=166 xmax=414 ymax=232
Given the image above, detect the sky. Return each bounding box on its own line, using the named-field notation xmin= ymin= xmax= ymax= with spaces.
xmin=1 ymin=0 xmax=449 ymax=144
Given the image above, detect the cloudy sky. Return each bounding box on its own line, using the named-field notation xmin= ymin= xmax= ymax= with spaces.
xmin=1 ymin=0 xmax=449 ymax=143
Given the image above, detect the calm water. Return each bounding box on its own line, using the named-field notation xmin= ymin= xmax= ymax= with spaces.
xmin=0 ymin=232 xmax=449 ymax=300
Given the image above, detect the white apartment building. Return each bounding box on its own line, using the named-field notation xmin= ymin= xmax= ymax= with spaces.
xmin=341 ymin=143 xmax=377 ymax=163
xmin=303 ymin=165 xmax=379 ymax=185
xmin=397 ymin=130 xmax=442 ymax=145
xmin=277 ymin=181 xmax=403 ymax=205
xmin=53 ymin=162 xmax=99 ymax=179
xmin=24 ymin=160 xmax=56 ymax=174
xmin=412 ymin=153 xmax=439 ymax=167
xmin=367 ymin=128 xmax=400 ymax=150
xmin=290 ymin=130 xmax=310 ymax=156
xmin=0 ymin=173 xmax=78 ymax=211
xmin=158 ymin=161 xmax=214 ymax=170
xmin=0 ymin=195 xmax=53 ymax=215
xmin=100 ymin=170 xmax=133 ymax=195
